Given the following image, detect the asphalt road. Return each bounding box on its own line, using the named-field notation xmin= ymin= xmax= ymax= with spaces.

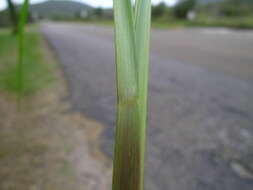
xmin=41 ymin=22 xmax=253 ymax=190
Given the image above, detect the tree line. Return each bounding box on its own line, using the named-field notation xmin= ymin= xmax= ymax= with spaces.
xmin=152 ymin=0 xmax=253 ymax=20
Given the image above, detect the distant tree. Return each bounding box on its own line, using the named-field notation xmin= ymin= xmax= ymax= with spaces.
xmin=173 ymin=0 xmax=197 ymax=19
xmin=152 ymin=2 xmax=167 ymax=19
xmin=93 ymin=7 xmax=103 ymax=18
xmin=6 ymin=0 xmax=18 ymax=34
xmin=220 ymin=0 xmax=253 ymax=17
xmin=227 ymin=0 xmax=253 ymax=6
xmin=0 ymin=10 xmax=10 ymax=27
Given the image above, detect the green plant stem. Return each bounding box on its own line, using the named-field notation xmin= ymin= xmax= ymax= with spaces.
xmin=112 ymin=0 xmax=151 ymax=189
xmin=17 ymin=0 xmax=29 ymax=108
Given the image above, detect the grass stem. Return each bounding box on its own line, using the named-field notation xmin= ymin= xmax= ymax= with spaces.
xmin=17 ymin=0 xmax=29 ymax=109
xmin=112 ymin=0 xmax=151 ymax=189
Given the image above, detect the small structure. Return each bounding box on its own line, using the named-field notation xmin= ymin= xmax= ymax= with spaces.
xmin=80 ymin=10 xmax=88 ymax=19
xmin=187 ymin=11 xmax=196 ymax=21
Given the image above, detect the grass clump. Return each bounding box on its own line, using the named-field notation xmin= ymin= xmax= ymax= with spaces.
xmin=0 ymin=28 xmax=55 ymax=96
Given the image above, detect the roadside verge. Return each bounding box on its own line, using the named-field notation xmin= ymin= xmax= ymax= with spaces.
xmin=0 ymin=27 xmax=112 ymax=190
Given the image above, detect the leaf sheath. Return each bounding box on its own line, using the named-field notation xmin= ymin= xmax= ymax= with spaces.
xmin=112 ymin=0 xmax=151 ymax=189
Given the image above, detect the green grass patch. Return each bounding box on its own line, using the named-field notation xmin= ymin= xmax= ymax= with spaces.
xmin=0 ymin=27 xmax=55 ymax=96
xmin=152 ymin=17 xmax=253 ymax=29
xmin=189 ymin=17 xmax=253 ymax=29
xmin=84 ymin=17 xmax=253 ymax=30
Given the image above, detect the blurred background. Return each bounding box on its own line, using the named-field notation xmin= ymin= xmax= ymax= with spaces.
xmin=0 ymin=0 xmax=253 ymax=190
xmin=1 ymin=0 xmax=253 ymax=29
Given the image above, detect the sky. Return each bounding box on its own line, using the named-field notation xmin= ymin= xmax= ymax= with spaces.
xmin=0 ymin=0 xmax=177 ymax=10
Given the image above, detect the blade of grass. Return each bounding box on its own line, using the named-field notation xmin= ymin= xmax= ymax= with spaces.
xmin=17 ymin=0 xmax=29 ymax=108
xmin=112 ymin=0 xmax=151 ymax=189
xmin=113 ymin=0 xmax=137 ymax=100
xmin=134 ymin=0 xmax=151 ymax=189
xmin=112 ymin=0 xmax=139 ymax=189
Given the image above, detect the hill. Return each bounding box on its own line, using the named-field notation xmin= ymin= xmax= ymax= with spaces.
xmin=199 ymin=0 xmax=223 ymax=4
xmin=199 ymin=0 xmax=253 ymax=6
xmin=29 ymin=0 xmax=93 ymax=19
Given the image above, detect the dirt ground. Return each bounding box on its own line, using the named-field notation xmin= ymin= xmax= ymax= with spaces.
xmin=0 ymin=39 xmax=112 ymax=190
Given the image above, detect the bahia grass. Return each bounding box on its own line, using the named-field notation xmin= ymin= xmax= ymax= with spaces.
xmin=112 ymin=0 xmax=151 ymax=190
xmin=17 ymin=0 xmax=29 ymax=107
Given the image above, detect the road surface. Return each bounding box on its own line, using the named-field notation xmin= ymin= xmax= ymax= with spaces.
xmin=41 ymin=22 xmax=253 ymax=190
